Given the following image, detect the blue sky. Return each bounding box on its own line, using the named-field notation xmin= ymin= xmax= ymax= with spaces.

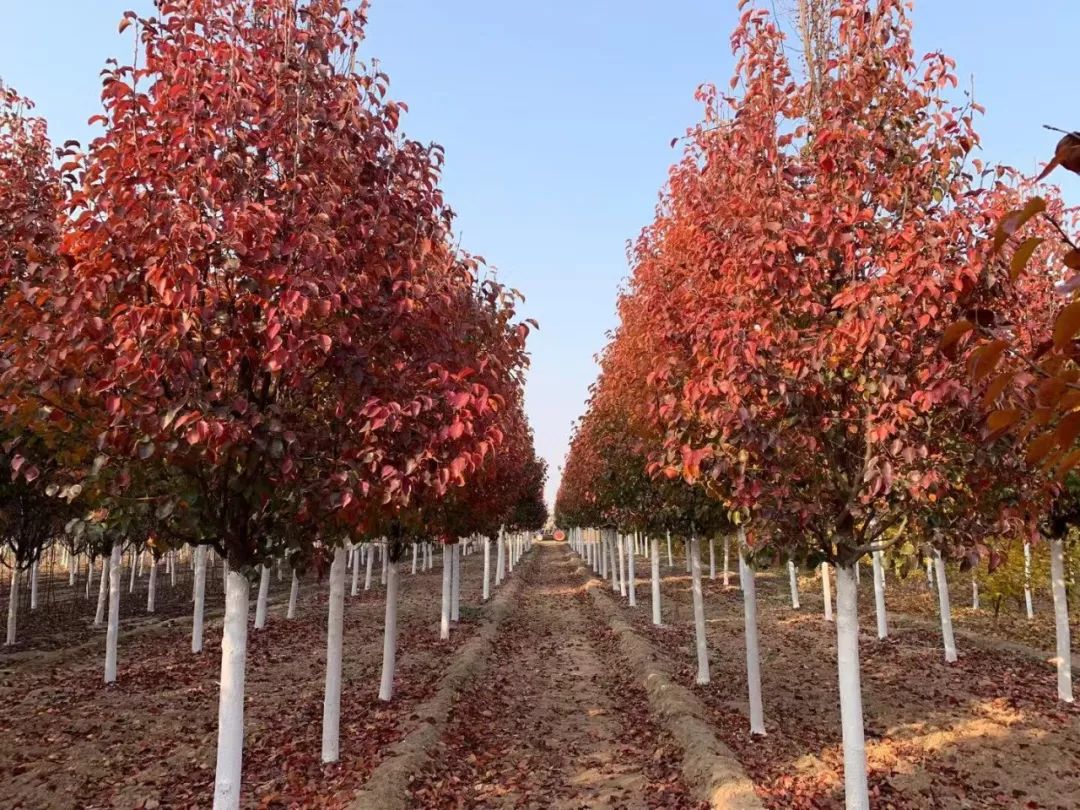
xmin=2 ymin=1 xmax=1076 ymax=509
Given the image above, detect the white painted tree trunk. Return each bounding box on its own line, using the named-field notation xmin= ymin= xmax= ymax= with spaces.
xmin=835 ymin=564 xmax=869 ymax=810
xmin=617 ymin=533 xmax=627 ymax=597
xmin=128 ymin=550 xmax=137 ymax=593
xmin=1024 ymin=542 xmax=1034 ymax=618
xmin=213 ymin=569 xmax=250 ymax=809
xmin=666 ymin=530 xmax=673 ymax=568
xmin=70 ymin=551 xmax=76 ymax=586
xmin=321 ymin=548 xmax=347 ymax=763
xmin=496 ymin=528 xmax=506 ymax=585
xmin=364 ymin=543 xmax=374 ymax=591
xmin=738 ymin=537 xmax=765 ymax=736
xmin=1050 ymin=537 xmax=1074 ymax=703
xmin=925 ymin=558 xmax=934 ymax=589
xmin=627 ymin=535 xmax=637 ymax=607
xmin=690 ymin=535 xmax=710 ymax=685
xmin=482 ymin=536 xmax=491 ymax=602
xmin=193 ymin=546 xmax=207 ymax=653
xmin=599 ymin=530 xmax=607 ymax=579
xmin=609 ymin=531 xmax=619 ymax=592
xmin=170 ymin=551 xmax=177 ymax=588
xmin=788 ymin=560 xmax=800 ymax=609
xmin=105 ymin=545 xmax=122 ymax=683
xmin=351 ymin=545 xmax=360 ymax=597
xmin=380 ymin=540 xmax=388 ymax=586
xmin=971 ymin=576 xmax=979 ymax=610
xmin=651 ymin=536 xmax=662 ymax=625
xmin=685 ymin=538 xmax=692 ymax=574
xmin=872 ymin=550 xmax=887 ymax=639
xmin=411 ymin=542 xmax=418 ymax=575
xmin=147 ymin=557 xmax=157 ymax=613
xmin=86 ymin=556 xmax=94 ymax=599
xmin=254 ymin=564 xmax=270 ymax=630
xmin=451 ymin=543 xmax=461 ymax=622
xmin=440 ymin=544 xmax=452 ymax=640
xmin=723 ymin=535 xmax=730 ymax=587
xmin=822 ymin=562 xmax=833 ymax=622
xmin=95 ymin=555 xmax=109 ymax=626
xmin=378 ymin=557 xmax=400 ymax=702
xmin=507 ymin=533 xmax=515 ymax=575
xmin=5 ymin=567 xmax=18 ymax=645
xmin=933 ymin=550 xmax=957 ymax=663
xmin=709 ymin=536 xmax=716 ymax=580
xmin=30 ymin=560 xmax=38 ymax=610
xmin=287 ymin=569 xmax=299 ymax=619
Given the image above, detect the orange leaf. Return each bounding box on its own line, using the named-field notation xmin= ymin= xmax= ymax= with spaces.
xmin=1055 ymin=410 xmax=1080 ymax=448
xmin=940 ymin=319 xmax=974 ymax=358
xmin=982 ymin=372 xmax=1014 ymax=408
xmin=986 ymin=408 xmax=1022 ymax=436
xmin=968 ymin=340 xmax=1008 ymax=383
xmin=1010 ymin=237 xmax=1043 ymax=280
xmin=993 ymin=197 xmax=1046 ymax=253
xmin=1026 ymin=432 xmax=1057 ymax=465
xmin=1053 ymin=300 xmax=1080 ymax=349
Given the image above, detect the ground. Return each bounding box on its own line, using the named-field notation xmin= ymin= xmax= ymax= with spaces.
xmin=2 ymin=542 xmax=1078 ymax=808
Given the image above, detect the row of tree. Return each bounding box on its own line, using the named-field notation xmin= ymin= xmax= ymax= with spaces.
xmin=0 ymin=1 xmax=545 ymax=808
xmin=557 ymin=2 xmax=1077 ymax=809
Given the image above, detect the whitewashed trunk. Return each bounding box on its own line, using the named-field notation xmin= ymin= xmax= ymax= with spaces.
xmin=872 ymin=550 xmax=887 ymax=639
xmin=380 ymin=541 xmax=387 ymax=586
xmin=835 ymin=565 xmax=869 ymax=810
xmin=70 ymin=552 xmax=76 ymax=586
xmin=933 ymin=550 xmax=957 ymax=663
xmin=378 ymin=557 xmax=400 ymax=702
xmin=86 ymin=556 xmax=94 ymax=599
xmin=351 ymin=545 xmax=360 ymax=597
xmin=685 ymin=538 xmax=692 ymax=574
xmin=105 ymin=545 xmax=123 ymax=683
xmin=507 ymin=533 xmax=515 ymax=575
xmin=925 ymin=558 xmax=934 ymax=589
xmin=1024 ymin=542 xmax=1034 ymax=618
xmin=287 ymin=570 xmax=299 ymax=620
xmin=788 ymin=560 xmax=800 ymax=609
xmin=496 ymin=529 xmax=505 ymax=585
xmin=666 ymin=530 xmax=673 ymax=568
xmin=95 ymin=555 xmax=109 ymax=626
xmin=690 ymin=535 xmax=710 ymax=685
xmin=364 ymin=543 xmax=374 ymax=591
xmin=411 ymin=543 xmax=418 ymax=575
xmin=738 ymin=536 xmax=765 ymax=736
xmin=609 ymin=531 xmax=619 ymax=592
xmin=599 ymin=530 xmax=607 ymax=579
xmin=147 ymin=558 xmax=157 ymax=613
xmin=651 ymin=536 xmax=662 ymax=625
xmin=321 ymin=548 xmax=347 ymax=763
xmin=723 ymin=535 xmax=730 ymax=587
xmin=1050 ymin=538 xmax=1074 ymax=703
xmin=5 ymin=567 xmax=18 ymax=645
xmin=971 ymin=576 xmax=979 ymax=610
xmin=440 ymin=544 xmax=452 ymax=640
xmin=709 ymin=536 xmax=716 ymax=580
xmin=627 ymin=535 xmax=637 ymax=607
xmin=822 ymin=562 xmax=833 ymax=622
xmin=451 ymin=544 xmax=461 ymax=623
xmin=254 ymin=564 xmax=270 ymax=630
xmin=193 ymin=546 xmax=207 ymax=652
xmin=482 ymin=536 xmax=491 ymax=602
xmin=128 ymin=550 xmax=137 ymax=593
xmin=213 ymin=569 xmax=250 ymax=809
xmin=30 ymin=560 xmax=38 ymax=610
xmin=617 ymin=533 xmax=627 ymax=598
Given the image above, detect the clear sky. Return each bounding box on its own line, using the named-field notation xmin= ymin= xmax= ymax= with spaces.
xmin=2 ymin=1 xmax=1076 ymax=510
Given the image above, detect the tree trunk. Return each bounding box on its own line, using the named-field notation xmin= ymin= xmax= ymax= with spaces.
xmin=5 ymin=567 xmax=18 ymax=646
xmin=685 ymin=538 xmax=692 ymax=574
xmin=287 ymin=569 xmax=299 ymax=620
xmin=933 ymin=549 xmax=957 ymax=663
xmin=380 ymin=540 xmax=388 ymax=586
xmin=350 ymin=545 xmax=360 ymax=597
xmin=1024 ymin=542 xmax=1034 ymax=618
xmin=483 ymin=536 xmax=491 ymax=602
xmin=709 ymin=536 xmax=716 ymax=580
xmin=440 ymin=543 xmax=452 ymax=640
xmin=364 ymin=543 xmax=374 ymax=591
xmin=609 ymin=531 xmax=619 ymax=592
xmin=651 ymin=535 xmax=662 ymax=625
xmin=971 ymin=576 xmax=979 ymax=611
xmin=94 ymin=555 xmax=109 ymax=626
xmin=788 ymin=560 xmax=800 ymax=609
xmin=193 ymin=546 xmax=207 ymax=653
xmin=171 ymin=551 xmax=177 ymax=588
xmin=378 ymin=557 xmax=400 ymax=702
xmin=627 ymin=533 xmax=637 ymax=607
xmin=451 ymin=543 xmax=461 ymax=623
xmin=128 ymin=550 xmax=137 ymax=593
xmin=411 ymin=542 xmax=418 ymax=575
xmin=213 ymin=569 xmax=250 ymax=809
xmin=690 ymin=535 xmax=710 ymax=685
xmin=86 ymin=555 xmax=94 ymax=599
xmin=666 ymin=530 xmax=673 ymax=568
xmin=872 ymin=550 xmax=887 ymax=639
xmin=254 ymin=564 xmax=270 ymax=630
xmin=1050 ymin=537 xmax=1074 ymax=703
xmin=835 ymin=564 xmax=869 ymax=810
xmin=617 ymin=533 xmax=627 ymax=598
xmin=822 ymin=562 xmax=833 ymax=622
xmin=105 ymin=545 xmax=122 ymax=683
xmin=738 ymin=534 xmax=765 ymax=736
xmin=723 ymin=535 xmax=730 ymax=587
xmin=321 ymin=547 xmax=347 ymax=762
xmin=147 ymin=558 xmax=157 ymax=613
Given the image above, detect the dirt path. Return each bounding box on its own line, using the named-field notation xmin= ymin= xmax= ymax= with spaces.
xmin=410 ymin=542 xmax=703 ymax=810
